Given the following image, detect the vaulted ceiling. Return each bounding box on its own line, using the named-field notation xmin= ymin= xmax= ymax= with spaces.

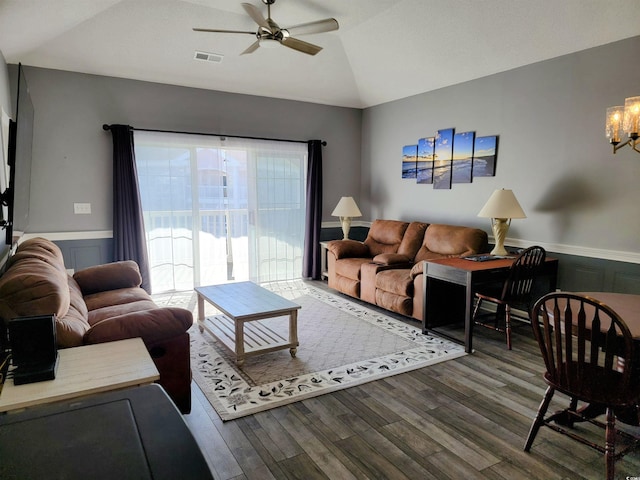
xmin=1 ymin=0 xmax=639 ymax=108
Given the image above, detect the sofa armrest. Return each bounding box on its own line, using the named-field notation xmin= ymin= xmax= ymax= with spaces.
xmin=83 ymin=307 xmax=193 ymax=345
xmin=372 ymin=253 xmax=412 ymax=267
xmin=326 ymin=240 xmax=370 ymax=260
xmin=410 ymin=261 xmax=424 ymax=280
xmin=73 ymin=261 xmax=142 ymax=295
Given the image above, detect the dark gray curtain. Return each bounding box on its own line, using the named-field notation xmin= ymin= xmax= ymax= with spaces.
xmin=108 ymin=124 xmax=151 ymax=293
xmin=302 ymin=140 xmax=323 ymax=279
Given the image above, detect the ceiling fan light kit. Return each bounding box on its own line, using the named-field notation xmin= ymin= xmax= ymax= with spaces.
xmin=193 ymin=0 xmax=339 ymax=56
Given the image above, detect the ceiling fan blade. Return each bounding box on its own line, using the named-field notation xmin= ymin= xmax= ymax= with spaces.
xmin=283 ymin=18 xmax=339 ymax=36
xmin=242 ymin=2 xmax=270 ymax=29
xmin=280 ymin=37 xmax=322 ymax=56
xmin=241 ymin=41 xmax=261 ymax=55
xmin=193 ymin=28 xmax=256 ymax=34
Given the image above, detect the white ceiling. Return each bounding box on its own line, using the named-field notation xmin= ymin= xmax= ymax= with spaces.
xmin=1 ymin=0 xmax=639 ymax=108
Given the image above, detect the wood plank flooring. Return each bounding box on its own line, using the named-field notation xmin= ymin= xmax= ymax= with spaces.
xmin=182 ymin=282 xmax=640 ymax=479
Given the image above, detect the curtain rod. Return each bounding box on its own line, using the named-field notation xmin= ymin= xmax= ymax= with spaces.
xmin=102 ymin=124 xmax=326 ymax=146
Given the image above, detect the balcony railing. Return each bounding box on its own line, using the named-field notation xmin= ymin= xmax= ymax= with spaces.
xmin=142 ymin=208 xmax=302 ymax=293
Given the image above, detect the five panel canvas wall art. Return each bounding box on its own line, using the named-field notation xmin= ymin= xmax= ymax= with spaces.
xmin=403 ymin=128 xmax=498 ymax=189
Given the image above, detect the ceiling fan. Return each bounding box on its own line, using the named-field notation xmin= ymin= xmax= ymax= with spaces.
xmin=193 ymin=0 xmax=339 ymax=56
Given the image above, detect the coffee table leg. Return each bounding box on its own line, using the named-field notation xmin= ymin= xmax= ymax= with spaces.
xmin=235 ymin=319 xmax=245 ymax=366
xmin=289 ymin=310 xmax=298 ymax=358
xmin=197 ymin=294 xmax=205 ymax=333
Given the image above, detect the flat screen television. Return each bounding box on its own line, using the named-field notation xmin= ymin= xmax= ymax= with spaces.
xmin=1 ymin=63 xmax=33 ymax=245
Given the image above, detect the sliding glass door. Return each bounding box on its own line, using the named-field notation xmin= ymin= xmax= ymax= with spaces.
xmin=134 ymin=132 xmax=307 ymax=293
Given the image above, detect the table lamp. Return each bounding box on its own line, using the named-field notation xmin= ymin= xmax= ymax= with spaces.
xmin=331 ymin=196 xmax=362 ymax=240
xmin=477 ymin=189 xmax=526 ymax=256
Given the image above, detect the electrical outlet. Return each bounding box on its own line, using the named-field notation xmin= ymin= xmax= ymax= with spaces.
xmin=73 ymin=203 xmax=91 ymax=214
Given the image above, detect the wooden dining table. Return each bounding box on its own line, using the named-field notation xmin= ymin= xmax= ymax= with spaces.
xmin=578 ymin=292 xmax=640 ymax=340
xmin=548 ymin=291 xmax=640 ymax=425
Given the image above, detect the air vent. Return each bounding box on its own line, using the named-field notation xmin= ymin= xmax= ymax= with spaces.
xmin=194 ymin=51 xmax=224 ymax=63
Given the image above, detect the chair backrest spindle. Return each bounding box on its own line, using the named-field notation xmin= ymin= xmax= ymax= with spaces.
xmin=502 ymin=246 xmax=546 ymax=303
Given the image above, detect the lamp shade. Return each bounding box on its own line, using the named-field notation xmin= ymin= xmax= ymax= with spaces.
xmin=623 ymin=96 xmax=640 ymax=135
xmin=331 ymin=197 xmax=362 ymax=217
xmin=606 ymin=105 xmax=625 ymax=143
xmin=477 ymin=189 xmax=526 ymax=219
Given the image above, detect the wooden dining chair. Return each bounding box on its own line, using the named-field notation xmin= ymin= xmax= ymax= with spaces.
xmin=524 ymin=292 xmax=640 ymax=480
xmin=472 ymin=245 xmax=546 ymax=349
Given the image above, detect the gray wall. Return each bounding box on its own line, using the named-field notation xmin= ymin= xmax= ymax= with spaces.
xmin=362 ymin=36 xmax=640 ymax=262
xmin=20 ymin=67 xmax=362 ymax=233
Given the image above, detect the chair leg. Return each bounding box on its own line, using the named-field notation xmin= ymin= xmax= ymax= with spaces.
xmin=605 ymin=407 xmax=616 ymax=480
xmin=524 ymin=386 xmax=555 ymax=452
xmin=505 ymin=305 xmax=512 ymax=350
xmin=569 ymin=397 xmax=578 ymax=411
xmin=472 ymin=298 xmax=483 ymax=323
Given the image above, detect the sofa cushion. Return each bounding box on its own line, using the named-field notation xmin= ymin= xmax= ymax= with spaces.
xmin=375 ymin=269 xmax=413 ymax=297
xmin=397 ymin=222 xmax=428 ymax=259
xmin=332 ymin=275 xmax=359 ymax=298
xmin=363 ymin=220 xmax=409 ymax=256
xmin=73 ymin=260 xmax=142 ymax=295
xmin=0 ymin=256 xmax=71 ymax=323
xmin=83 ymin=287 xmax=153 ymax=314
xmin=334 ymin=257 xmax=370 ymax=281
xmin=8 ymin=237 xmax=68 ymax=275
xmin=55 ymin=275 xmax=92 ymax=347
xmin=85 ymin=297 xmax=159 ymax=326
xmin=84 ymin=307 xmax=193 ymax=345
xmin=375 ymin=289 xmax=412 ymax=317
xmin=415 ymin=224 xmax=488 ymax=262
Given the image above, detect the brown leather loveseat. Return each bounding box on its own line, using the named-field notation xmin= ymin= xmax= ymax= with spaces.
xmin=327 ymin=220 xmax=488 ymax=320
xmin=0 ymin=237 xmax=193 ymax=413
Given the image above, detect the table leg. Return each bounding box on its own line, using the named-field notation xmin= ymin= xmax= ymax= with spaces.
xmin=465 ymin=273 xmax=473 ymax=354
xmin=422 ymin=263 xmax=429 ymax=334
xmin=197 ymin=294 xmax=205 ymax=333
xmin=289 ymin=309 xmax=298 ymax=358
xmin=235 ymin=319 xmax=245 ymax=367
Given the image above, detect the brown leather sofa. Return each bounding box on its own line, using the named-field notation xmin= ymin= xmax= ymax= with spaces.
xmin=327 ymin=220 xmax=488 ymax=320
xmin=0 ymin=237 xmax=193 ymax=413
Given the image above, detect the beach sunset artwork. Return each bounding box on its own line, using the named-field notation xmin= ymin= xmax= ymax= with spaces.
xmin=402 ymin=127 xmax=499 ymax=188
xmin=416 ymin=137 xmax=435 ymax=184
xmin=433 ymin=128 xmax=454 ymax=190
xmin=402 ymin=144 xmax=418 ymax=178
xmin=452 ymin=131 xmax=475 ymax=183
xmin=472 ymin=135 xmax=499 ymax=177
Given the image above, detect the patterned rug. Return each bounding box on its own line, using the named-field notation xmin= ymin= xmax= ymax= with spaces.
xmin=159 ymin=282 xmax=466 ymax=421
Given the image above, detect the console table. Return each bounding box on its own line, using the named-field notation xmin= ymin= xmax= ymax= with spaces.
xmin=423 ymin=256 xmax=559 ymax=353
xmin=0 ymin=337 xmax=159 ymax=413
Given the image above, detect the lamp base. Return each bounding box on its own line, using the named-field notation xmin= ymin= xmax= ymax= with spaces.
xmin=340 ymin=217 xmax=352 ymax=240
xmin=490 ymin=218 xmax=510 ymax=256
xmin=489 ymin=244 xmax=509 ymax=256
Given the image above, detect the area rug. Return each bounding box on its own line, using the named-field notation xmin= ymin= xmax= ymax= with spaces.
xmin=186 ymin=282 xmax=466 ymax=421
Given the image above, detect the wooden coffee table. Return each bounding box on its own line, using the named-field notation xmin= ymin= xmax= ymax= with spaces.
xmin=195 ymin=281 xmax=301 ymax=366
